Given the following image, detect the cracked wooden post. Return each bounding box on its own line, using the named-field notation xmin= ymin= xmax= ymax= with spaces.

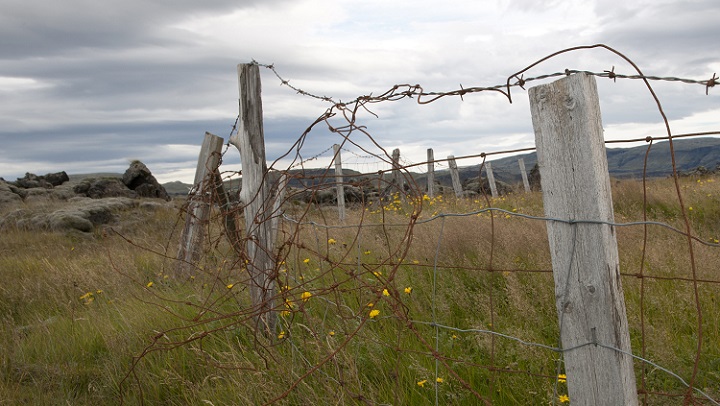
xmin=518 ymin=158 xmax=531 ymax=193
xmin=427 ymin=148 xmax=435 ymax=198
xmin=333 ymin=144 xmax=346 ymax=222
xmin=391 ymin=148 xmax=404 ymax=195
xmin=529 ymin=73 xmax=638 ymax=406
xmin=229 ymin=63 xmax=277 ymax=335
xmin=176 ymin=132 xmax=224 ymax=277
xmin=447 ymin=155 xmax=463 ymax=198
xmin=484 ymin=161 xmax=498 ymax=198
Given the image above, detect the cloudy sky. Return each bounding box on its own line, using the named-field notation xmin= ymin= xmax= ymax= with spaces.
xmin=1 ymin=0 xmax=718 ymax=184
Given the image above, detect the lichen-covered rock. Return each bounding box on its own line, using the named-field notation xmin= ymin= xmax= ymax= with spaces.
xmin=11 ymin=171 xmax=69 ymax=189
xmin=0 ymin=180 xmax=22 ymax=206
xmin=73 ymin=177 xmax=137 ymax=199
xmin=0 ymin=197 xmax=138 ymax=233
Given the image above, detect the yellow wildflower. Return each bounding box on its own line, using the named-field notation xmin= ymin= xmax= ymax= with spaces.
xmin=369 ymin=309 xmax=380 ymax=319
xmin=382 ymin=289 xmax=390 ymax=297
xmin=328 ymin=238 xmax=337 ymax=245
xmin=364 ymin=250 xmax=371 ymax=255
xmin=301 ymin=291 xmax=313 ymax=302
xmin=95 ymin=289 xmax=103 ymax=294
xmin=372 ymin=271 xmax=382 ymax=277
xmin=367 ymin=302 xmax=374 ymax=307
xmin=559 ymin=394 xmax=569 ymax=403
xmin=303 ymin=258 xmax=310 ymax=264
xmin=436 ymin=377 xmax=444 ymax=383
xmin=280 ymin=310 xmax=291 ymax=317
xmin=146 ymin=281 xmax=153 ymax=288
xmin=417 ymin=379 xmax=427 ymax=388
xmin=328 ymin=331 xmax=335 ymax=336
xmin=277 ymin=331 xmax=286 ymax=339
xmin=79 ymin=292 xmax=93 ymax=300
xmin=404 ymin=287 xmax=413 ymax=294
xmin=226 ymin=284 xmax=234 ymax=289
xmin=557 ymin=374 xmax=566 ymax=383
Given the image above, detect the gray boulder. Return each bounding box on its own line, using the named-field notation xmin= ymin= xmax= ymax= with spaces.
xmin=122 ymin=160 xmax=170 ymax=201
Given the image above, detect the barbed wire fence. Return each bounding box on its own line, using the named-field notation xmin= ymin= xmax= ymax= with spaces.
xmin=118 ymin=44 xmax=719 ymax=405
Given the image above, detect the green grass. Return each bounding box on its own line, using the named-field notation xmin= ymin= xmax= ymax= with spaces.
xmin=1 ymin=175 xmax=719 ymax=405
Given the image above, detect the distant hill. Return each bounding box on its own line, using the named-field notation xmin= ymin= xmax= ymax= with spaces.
xmin=422 ymin=138 xmax=720 ymax=187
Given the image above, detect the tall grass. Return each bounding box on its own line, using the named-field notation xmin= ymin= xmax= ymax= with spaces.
xmin=0 ymin=174 xmax=718 ymax=405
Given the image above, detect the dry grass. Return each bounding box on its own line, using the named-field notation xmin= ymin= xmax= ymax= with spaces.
xmin=0 ymin=174 xmax=719 ymax=405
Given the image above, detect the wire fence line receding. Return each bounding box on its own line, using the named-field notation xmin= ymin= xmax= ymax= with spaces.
xmin=120 ymin=45 xmax=720 ymax=405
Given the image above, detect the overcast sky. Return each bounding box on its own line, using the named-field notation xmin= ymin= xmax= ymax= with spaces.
xmin=1 ymin=0 xmax=718 ymax=184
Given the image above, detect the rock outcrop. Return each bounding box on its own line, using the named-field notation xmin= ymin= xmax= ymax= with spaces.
xmin=122 ymin=160 xmax=171 ymax=201
xmin=0 ymin=162 xmax=172 ymax=233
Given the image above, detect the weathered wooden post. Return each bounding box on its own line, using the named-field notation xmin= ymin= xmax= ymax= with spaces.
xmin=333 ymin=144 xmax=346 ymax=222
xmin=484 ymin=161 xmax=498 ymax=198
xmin=447 ymin=155 xmax=463 ymax=198
xmin=529 ymin=73 xmax=638 ymax=406
xmin=229 ymin=63 xmax=277 ymax=334
xmin=391 ymin=148 xmax=404 ymax=194
xmin=176 ymin=132 xmax=224 ymax=276
xmin=427 ymin=148 xmax=435 ymax=198
xmin=518 ymin=158 xmax=531 ymax=193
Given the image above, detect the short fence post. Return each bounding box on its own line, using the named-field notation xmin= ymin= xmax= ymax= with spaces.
xmin=529 ymin=73 xmax=638 ymax=406
xmin=484 ymin=161 xmax=498 ymax=198
xmin=229 ymin=63 xmax=278 ymax=335
xmin=518 ymin=158 xmax=531 ymax=193
xmin=447 ymin=155 xmax=463 ymax=198
xmin=333 ymin=144 xmax=346 ymax=222
xmin=427 ymin=148 xmax=435 ymax=198
xmin=176 ymin=132 xmax=224 ymax=277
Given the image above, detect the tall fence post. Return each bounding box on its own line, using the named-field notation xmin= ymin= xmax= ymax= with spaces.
xmin=333 ymin=144 xmax=346 ymax=222
xmin=427 ymin=148 xmax=435 ymax=198
xmin=176 ymin=132 xmax=224 ymax=277
xmin=447 ymin=155 xmax=463 ymax=198
xmin=484 ymin=161 xmax=498 ymax=198
xmin=518 ymin=158 xmax=531 ymax=193
xmin=529 ymin=73 xmax=638 ymax=406
xmin=229 ymin=63 xmax=277 ymax=335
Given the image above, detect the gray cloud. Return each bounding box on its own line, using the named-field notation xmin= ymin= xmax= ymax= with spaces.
xmin=1 ymin=0 xmax=718 ymax=184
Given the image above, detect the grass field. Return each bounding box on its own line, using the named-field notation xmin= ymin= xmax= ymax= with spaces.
xmin=0 ymin=174 xmax=718 ymax=405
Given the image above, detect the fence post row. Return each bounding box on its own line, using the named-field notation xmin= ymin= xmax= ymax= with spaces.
xmin=176 ymin=132 xmax=224 ymax=277
xmin=229 ymin=63 xmax=278 ymax=335
xmin=333 ymin=144 xmax=346 ymax=221
xmin=529 ymin=73 xmax=638 ymax=405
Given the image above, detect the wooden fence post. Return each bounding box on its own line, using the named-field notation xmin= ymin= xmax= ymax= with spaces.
xmin=176 ymin=132 xmax=224 ymax=276
xmin=333 ymin=144 xmax=346 ymax=221
xmin=529 ymin=73 xmax=638 ymax=406
xmin=484 ymin=161 xmax=498 ymax=198
xmin=391 ymin=148 xmax=404 ymax=194
xmin=427 ymin=148 xmax=435 ymax=198
xmin=518 ymin=158 xmax=531 ymax=193
xmin=229 ymin=63 xmax=277 ymax=334
xmin=447 ymin=155 xmax=463 ymax=198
